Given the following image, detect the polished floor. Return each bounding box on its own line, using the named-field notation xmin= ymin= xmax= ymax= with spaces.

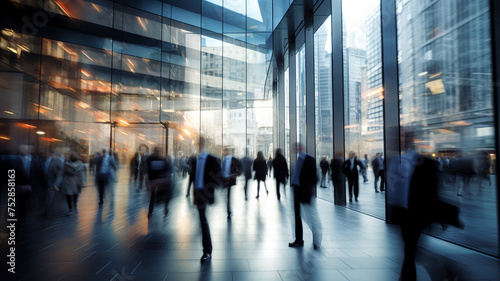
xmin=2 ymin=170 xmax=500 ymax=281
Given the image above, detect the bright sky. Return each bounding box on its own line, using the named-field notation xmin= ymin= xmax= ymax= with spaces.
xmin=206 ymin=0 xmax=263 ymax=22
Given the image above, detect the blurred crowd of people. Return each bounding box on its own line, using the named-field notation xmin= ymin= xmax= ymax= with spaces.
xmin=0 ymin=136 xmax=492 ymax=280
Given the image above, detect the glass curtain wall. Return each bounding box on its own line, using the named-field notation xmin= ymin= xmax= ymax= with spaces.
xmin=315 ymin=16 xmax=333 ymax=202
xmin=0 ymin=0 xmax=274 ymax=178
xmin=397 ymin=0 xmax=498 ymax=256
xmin=342 ymin=0 xmax=384 ymax=217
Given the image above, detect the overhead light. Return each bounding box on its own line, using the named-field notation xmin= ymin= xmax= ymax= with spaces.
xmin=7 ymin=47 xmax=17 ymax=54
xmin=4 ymin=111 xmax=14 ymax=115
xmin=418 ymin=72 xmax=428 ymax=76
xmin=182 ymin=129 xmax=191 ymax=135
xmin=36 ymin=131 xmax=46 ymax=135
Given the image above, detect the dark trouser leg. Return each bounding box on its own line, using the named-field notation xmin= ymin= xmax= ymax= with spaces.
xmin=244 ymin=178 xmax=248 ymax=199
xmin=66 ymin=195 xmax=73 ymax=211
xmin=227 ymin=186 xmax=231 ymax=215
xmin=321 ymin=173 xmax=326 ymax=186
xmin=293 ymin=188 xmax=303 ymax=243
xmin=354 ymin=179 xmax=359 ymax=199
xmin=401 ymin=222 xmax=422 ymax=281
xmin=148 ymin=190 xmax=155 ymax=215
xmin=276 ymin=180 xmax=280 ymax=199
xmin=73 ymin=194 xmax=79 ymax=212
xmin=374 ymin=172 xmax=379 ymax=191
xmin=197 ymin=206 xmax=212 ymax=254
xmin=257 ymin=180 xmax=260 ymax=197
xmin=347 ymin=177 xmax=354 ymax=200
xmin=138 ymin=172 xmax=144 ymax=190
xmin=97 ymin=177 xmax=106 ymax=204
xmin=379 ymin=169 xmax=385 ymax=191
xmin=187 ymin=179 xmax=193 ymax=196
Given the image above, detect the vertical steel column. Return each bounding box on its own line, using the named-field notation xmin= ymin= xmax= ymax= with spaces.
xmin=305 ymin=13 xmax=316 ymax=157
xmin=331 ymin=0 xmax=346 ymax=206
xmin=278 ymin=59 xmax=286 ymax=152
xmin=289 ymin=38 xmax=298 ymax=173
xmin=305 ymin=11 xmax=317 ymax=196
xmin=489 ymin=0 xmax=500 ymax=256
xmin=381 ymin=0 xmax=401 ymax=223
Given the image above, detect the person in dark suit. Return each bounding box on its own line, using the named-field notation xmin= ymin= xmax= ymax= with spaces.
xmin=146 ymin=147 xmax=173 ymax=217
xmin=41 ymin=148 xmax=63 ymax=218
xmin=319 ymin=157 xmax=329 ymax=188
xmin=288 ymin=143 xmax=322 ymax=249
xmin=193 ymin=137 xmax=221 ymax=263
xmin=343 ymin=151 xmax=363 ymax=202
xmin=241 ymin=150 xmax=253 ymax=200
xmin=253 ymin=151 xmax=268 ymax=198
xmin=221 ymin=147 xmax=242 ymax=218
xmin=272 ymin=148 xmax=289 ymax=200
xmin=94 ymin=149 xmax=117 ymax=205
xmin=9 ymin=145 xmax=43 ymax=222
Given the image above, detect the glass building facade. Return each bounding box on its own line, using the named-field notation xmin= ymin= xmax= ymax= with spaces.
xmin=1 ymin=0 xmax=499 ymax=259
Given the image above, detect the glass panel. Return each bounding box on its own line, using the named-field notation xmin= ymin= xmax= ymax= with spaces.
xmin=397 ymin=0 xmax=498 ymax=256
xmin=315 ymin=16 xmax=333 ymax=202
xmin=343 ymin=0 xmax=384 ymax=217
xmin=296 ymin=44 xmax=306 ymax=146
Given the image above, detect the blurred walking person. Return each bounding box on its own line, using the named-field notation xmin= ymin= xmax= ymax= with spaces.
xmin=344 ymin=151 xmax=363 ymax=202
xmin=221 ymin=147 xmax=242 ymax=218
xmin=272 ymin=149 xmax=289 ymax=200
xmin=267 ymin=156 xmax=273 ymax=177
xmin=41 ymin=148 xmax=63 ymax=218
xmin=360 ymin=154 xmax=369 ymax=182
xmin=193 ymin=137 xmax=221 ymax=263
xmin=319 ymin=157 xmax=329 ymax=188
xmin=242 ymin=151 xmax=253 ymax=200
xmin=146 ymin=147 xmax=173 ymax=217
xmin=95 ymin=149 xmax=118 ymax=206
xmin=288 ymin=143 xmax=322 ymax=249
xmin=61 ymin=151 xmax=85 ymax=216
xmin=253 ymin=151 xmax=268 ymax=198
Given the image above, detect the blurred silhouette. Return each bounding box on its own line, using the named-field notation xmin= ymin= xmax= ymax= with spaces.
xmin=289 ymin=143 xmax=322 ymax=249
xmin=9 ymin=145 xmax=42 ymax=223
xmin=343 ymin=151 xmax=363 ymax=202
xmin=61 ymin=151 xmax=85 ymax=216
xmin=360 ymin=154 xmax=369 ymax=182
xmin=319 ymin=156 xmax=329 ymax=188
xmin=146 ymin=147 xmax=173 ymax=217
xmin=186 ymin=154 xmax=196 ymax=196
xmin=94 ymin=148 xmax=118 ymax=206
xmin=272 ymin=149 xmax=289 ymax=200
xmin=130 ymin=152 xmax=145 ymax=191
xmin=267 ymin=156 xmax=273 ymax=177
xmin=372 ymin=153 xmax=383 ymax=192
xmin=41 ymin=148 xmax=63 ymax=218
xmin=476 ymin=150 xmax=491 ymax=188
xmin=241 ymin=150 xmax=253 ymax=200
xmin=192 ymin=136 xmax=221 ymax=263
xmin=388 ymin=129 xmax=464 ymax=281
xmin=452 ymin=154 xmax=475 ymax=196
xmin=253 ymin=151 xmax=268 ymax=198
xmin=221 ymin=146 xmax=242 ymax=219
xmin=331 ymin=152 xmax=345 ymax=204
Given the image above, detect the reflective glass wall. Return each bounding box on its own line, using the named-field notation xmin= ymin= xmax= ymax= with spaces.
xmin=397 ymin=0 xmax=498 ymax=256
xmin=0 ymin=0 xmax=274 ymax=165
xmin=342 ymin=0 xmax=385 ymax=218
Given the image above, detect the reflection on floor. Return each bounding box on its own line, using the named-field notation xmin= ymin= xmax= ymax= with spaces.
xmin=5 ymin=170 xmax=500 ymax=281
